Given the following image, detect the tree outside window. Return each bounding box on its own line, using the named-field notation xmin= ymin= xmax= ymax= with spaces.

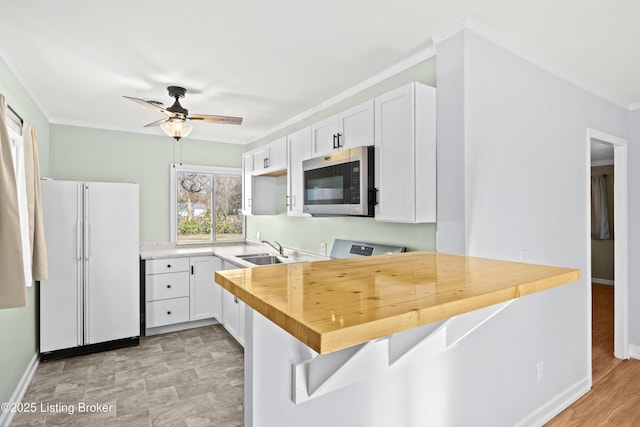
xmin=174 ymin=167 xmax=243 ymax=243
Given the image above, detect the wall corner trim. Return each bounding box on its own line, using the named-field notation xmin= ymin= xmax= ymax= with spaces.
xmin=0 ymin=353 xmax=39 ymax=427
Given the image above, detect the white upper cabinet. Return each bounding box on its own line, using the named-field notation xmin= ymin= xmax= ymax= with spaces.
xmin=286 ymin=127 xmax=312 ymax=216
xmin=242 ymin=153 xmax=277 ymax=216
xmin=251 ymin=137 xmax=287 ymax=174
xmin=242 ymin=152 xmax=277 ymax=216
xmin=374 ymin=82 xmax=436 ymax=223
xmin=311 ymin=100 xmax=374 ymax=157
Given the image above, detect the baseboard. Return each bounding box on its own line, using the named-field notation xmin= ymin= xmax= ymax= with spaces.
xmin=0 ymin=352 xmax=39 ymax=427
xmin=145 ymin=318 xmax=218 ymax=336
xmin=628 ymin=344 xmax=640 ymax=360
xmin=592 ymin=278 xmax=614 ymax=286
xmin=515 ymin=377 xmax=591 ymax=427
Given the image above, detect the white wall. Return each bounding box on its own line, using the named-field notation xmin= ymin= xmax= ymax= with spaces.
xmin=628 ymin=110 xmax=640 ymax=346
xmin=436 ymin=28 xmax=628 ymax=423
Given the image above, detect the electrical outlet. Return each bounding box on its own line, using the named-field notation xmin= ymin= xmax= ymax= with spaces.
xmin=320 ymin=242 xmax=327 ymax=256
xmin=537 ymin=362 xmax=544 ymax=382
xmin=257 ymin=231 xmax=261 ymax=242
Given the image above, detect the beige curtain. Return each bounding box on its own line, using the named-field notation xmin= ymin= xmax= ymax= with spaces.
xmin=0 ymin=94 xmax=27 ymax=309
xmin=591 ymin=175 xmax=611 ymax=240
xmin=23 ymin=123 xmax=48 ymax=280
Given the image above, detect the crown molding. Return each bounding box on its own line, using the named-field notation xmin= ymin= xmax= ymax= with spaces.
xmin=248 ymin=46 xmax=436 ymax=144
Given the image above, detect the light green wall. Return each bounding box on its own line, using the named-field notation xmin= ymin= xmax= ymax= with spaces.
xmin=50 ymin=125 xmax=245 ymax=241
xmin=247 ymin=57 xmax=438 ymax=254
xmin=0 ymin=57 xmax=49 ymax=406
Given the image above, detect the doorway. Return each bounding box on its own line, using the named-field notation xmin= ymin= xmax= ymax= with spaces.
xmin=587 ymin=128 xmax=628 ymax=363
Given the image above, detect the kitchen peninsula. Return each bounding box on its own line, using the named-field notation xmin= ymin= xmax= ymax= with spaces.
xmin=215 ymin=251 xmax=580 ymax=427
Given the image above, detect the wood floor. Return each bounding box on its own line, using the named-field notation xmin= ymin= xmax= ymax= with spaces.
xmin=546 ymin=284 xmax=640 ymax=426
xmin=10 ymin=324 xmax=244 ymax=426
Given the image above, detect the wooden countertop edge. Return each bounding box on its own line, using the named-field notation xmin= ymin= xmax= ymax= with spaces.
xmin=214 ymin=267 xmax=580 ymax=354
xmin=214 ymin=273 xmax=324 ymax=351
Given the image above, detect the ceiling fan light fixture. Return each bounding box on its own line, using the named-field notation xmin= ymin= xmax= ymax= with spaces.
xmin=161 ymin=118 xmax=193 ymax=141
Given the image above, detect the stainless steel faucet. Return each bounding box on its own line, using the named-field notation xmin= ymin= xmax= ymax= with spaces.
xmin=262 ymin=240 xmax=288 ymax=258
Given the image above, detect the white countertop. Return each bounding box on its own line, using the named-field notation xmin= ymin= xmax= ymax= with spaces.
xmin=140 ymin=240 xmax=328 ymax=268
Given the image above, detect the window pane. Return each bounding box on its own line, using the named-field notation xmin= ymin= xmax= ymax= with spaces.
xmin=214 ymin=175 xmax=243 ymax=240
xmin=177 ymin=172 xmax=212 ymax=242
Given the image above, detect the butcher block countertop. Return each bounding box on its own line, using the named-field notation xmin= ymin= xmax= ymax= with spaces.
xmin=214 ymin=251 xmax=580 ymax=354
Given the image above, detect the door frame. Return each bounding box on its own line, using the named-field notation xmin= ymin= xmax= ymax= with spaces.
xmin=587 ymin=128 xmax=628 ymax=360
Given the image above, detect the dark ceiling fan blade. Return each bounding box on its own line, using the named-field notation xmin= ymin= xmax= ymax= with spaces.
xmin=144 ymin=118 xmax=169 ymax=127
xmin=123 ymin=96 xmax=172 ymax=116
xmin=188 ymin=114 xmax=243 ymax=125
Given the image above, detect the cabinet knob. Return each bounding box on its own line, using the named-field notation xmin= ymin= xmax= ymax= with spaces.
xmin=167 ymin=311 xmax=172 ymax=315
xmin=167 ymin=264 xmax=171 ymax=268
xmin=234 ymin=296 xmax=239 ymax=304
xmin=167 ymin=284 xmax=171 ymax=289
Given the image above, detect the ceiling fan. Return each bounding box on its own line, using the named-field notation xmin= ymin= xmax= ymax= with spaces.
xmin=124 ymin=86 xmax=243 ymax=141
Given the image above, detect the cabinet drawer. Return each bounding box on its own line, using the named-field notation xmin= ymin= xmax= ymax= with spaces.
xmin=146 ymin=297 xmax=190 ymax=328
xmin=146 ymin=257 xmax=189 ymax=275
xmin=146 ymin=272 xmax=189 ymax=301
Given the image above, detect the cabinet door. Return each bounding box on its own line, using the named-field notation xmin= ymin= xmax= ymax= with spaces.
xmin=339 ymin=100 xmax=374 ymax=149
xmin=242 ymin=154 xmax=253 ymax=215
xmin=374 ymin=83 xmax=436 ymax=223
xmin=251 ymin=147 xmax=270 ymax=174
xmin=222 ymin=288 xmax=242 ymax=342
xmin=190 ymin=256 xmax=222 ymax=321
xmin=265 ymin=137 xmax=287 ymax=171
xmin=287 ymin=127 xmax=312 ymax=216
xmin=374 ymin=84 xmax=416 ymax=222
xmin=311 ymin=115 xmax=339 ymax=157
xmin=251 ymin=138 xmax=287 ymax=174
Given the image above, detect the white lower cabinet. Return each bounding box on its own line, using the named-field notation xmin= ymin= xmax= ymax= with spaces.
xmin=145 ymin=255 xmax=246 ymax=346
xmin=145 ymin=255 xmax=222 ymax=332
xmin=222 ymin=288 xmax=245 ymax=346
xmin=190 ymin=256 xmax=222 ymax=321
xmin=219 ymin=260 xmax=246 ymax=346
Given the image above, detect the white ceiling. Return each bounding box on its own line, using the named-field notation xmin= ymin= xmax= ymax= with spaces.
xmin=0 ymin=1 xmax=638 ymax=144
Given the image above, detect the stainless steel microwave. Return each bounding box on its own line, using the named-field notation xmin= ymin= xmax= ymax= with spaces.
xmin=302 ymin=146 xmax=375 ymax=217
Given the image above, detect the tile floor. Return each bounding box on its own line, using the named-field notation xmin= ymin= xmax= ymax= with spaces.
xmin=11 ymin=324 xmax=244 ymax=426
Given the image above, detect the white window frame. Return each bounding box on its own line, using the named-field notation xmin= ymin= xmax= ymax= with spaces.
xmin=8 ymin=125 xmax=32 ymax=286
xmin=170 ymin=163 xmax=245 ymax=244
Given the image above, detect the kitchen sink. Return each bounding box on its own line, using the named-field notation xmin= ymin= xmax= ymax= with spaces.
xmin=235 ymin=253 xmax=272 ymax=259
xmin=235 ymin=253 xmax=283 ymax=265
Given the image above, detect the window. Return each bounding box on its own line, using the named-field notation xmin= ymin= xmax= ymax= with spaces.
xmin=170 ymin=164 xmax=244 ymax=243
xmin=8 ymin=124 xmax=32 ymax=286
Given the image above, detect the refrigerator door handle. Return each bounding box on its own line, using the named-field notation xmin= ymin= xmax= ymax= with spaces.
xmin=85 ymin=223 xmax=90 ymax=260
xmin=76 ymin=221 xmax=82 ymax=261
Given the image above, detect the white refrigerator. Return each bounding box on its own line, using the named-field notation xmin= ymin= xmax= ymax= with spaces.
xmin=40 ymin=180 xmax=140 ymax=355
